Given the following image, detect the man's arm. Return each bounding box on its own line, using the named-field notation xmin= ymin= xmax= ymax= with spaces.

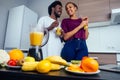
xmin=47 ymin=21 xmax=59 ymax=31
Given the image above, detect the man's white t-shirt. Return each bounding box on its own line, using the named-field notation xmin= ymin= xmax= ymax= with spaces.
xmin=37 ymin=16 xmax=63 ymax=59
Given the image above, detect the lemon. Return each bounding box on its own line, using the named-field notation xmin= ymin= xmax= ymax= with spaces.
xmin=84 ymin=25 xmax=88 ymax=30
xmin=36 ymin=60 xmax=51 ymax=73
xmin=24 ymin=56 xmax=35 ymax=62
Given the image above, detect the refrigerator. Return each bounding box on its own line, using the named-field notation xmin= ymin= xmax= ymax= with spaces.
xmin=4 ymin=5 xmax=38 ymax=51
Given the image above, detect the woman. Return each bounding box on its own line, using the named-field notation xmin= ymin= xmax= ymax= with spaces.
xmin=61 ymin=2 xmax=89 ymax=62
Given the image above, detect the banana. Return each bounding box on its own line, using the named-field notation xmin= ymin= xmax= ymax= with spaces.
xmin=21 ymin=62 xmax=39 ymax=71
xmin=45 ymin=56 xmax=67 ymax=66
xmin=51 ymin=63 xmax=61 ymax=70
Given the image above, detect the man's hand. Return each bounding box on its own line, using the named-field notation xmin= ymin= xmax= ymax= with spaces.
xmin=51 ymin=21 xmax=59 ymax=28
xmin=47 ymin=21 xmax=59 ymax=31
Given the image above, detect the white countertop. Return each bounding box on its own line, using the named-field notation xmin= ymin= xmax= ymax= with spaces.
xmin=89 ymin=50 xmax=120 ymax=53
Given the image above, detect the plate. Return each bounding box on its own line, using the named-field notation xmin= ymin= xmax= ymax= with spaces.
xmin=65 ymin=67 xmax=100 ymax=75
xmin=6 ymin=65 xmax=21 ymax=69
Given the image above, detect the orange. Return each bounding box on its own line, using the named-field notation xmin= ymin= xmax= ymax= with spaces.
xmin=8 ymin=49 xmax=24 ymax=60
xmin=36 ymin=60 xmax=52 ymax=73
xmin=81 ymin=57 xmax=99 ymax=72
xmin=82 ymin=56 xmax=88 ymax=60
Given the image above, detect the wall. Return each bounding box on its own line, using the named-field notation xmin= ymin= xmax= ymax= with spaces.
xmin=27 ymin=0 xmax=55 ymax=18
xmin=0 ymin=0 xmax=28 ymax=49
xmin=87 ymin=24 xmax=120 ymax=52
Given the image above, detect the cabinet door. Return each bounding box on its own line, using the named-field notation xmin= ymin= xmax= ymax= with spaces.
xmin=110 ymin=0 xmax=120 ymax=9
xmin=20 ymin=6 xmax=38 ymax=50
xmin=59 ymin=0 xmax=110 ymax=23
xmin=4 ymin=6 xmax=24 ymax=50
xmin=89 ymin=53 xmax=117 ymax=64
xmin=78 ymin=0 xmax=110 ymax=22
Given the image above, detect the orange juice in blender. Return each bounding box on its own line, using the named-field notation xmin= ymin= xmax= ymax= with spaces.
xmin=28 ymin=26 xmax=48 ymax=61
xmin=30 ymin=32 xmax=44 ymax=46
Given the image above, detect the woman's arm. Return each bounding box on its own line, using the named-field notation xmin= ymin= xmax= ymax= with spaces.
xmin=85 ymin=27 xmax=89 ymax=39
xmin=83 ymin=17 xmax=89 ymax=39
xmin=63 ymin=20 xmax=86 ymax=41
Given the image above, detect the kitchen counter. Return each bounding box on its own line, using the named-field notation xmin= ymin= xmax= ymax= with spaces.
xmin=0 ymin=67 xmax=120 ymax=80
xmin=89 ymin=50 xmax=120 ymax=54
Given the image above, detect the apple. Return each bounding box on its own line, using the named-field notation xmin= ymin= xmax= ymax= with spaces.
xmin=24 ymin=56 xmax=35 ymax=62
xmin=7 ymin=59 xmax=17 ymax=66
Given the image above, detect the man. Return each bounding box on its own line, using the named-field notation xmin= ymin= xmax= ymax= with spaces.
xmin=37 ymin=1 xmax=63 ymax=58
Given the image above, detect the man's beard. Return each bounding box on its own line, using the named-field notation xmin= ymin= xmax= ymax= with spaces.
xmin=54 ymin=12 xmax=61 ymax=18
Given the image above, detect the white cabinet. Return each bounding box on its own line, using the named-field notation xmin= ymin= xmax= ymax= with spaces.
xmin=116 ymin=53 xmax=120 ymax=65
xmin=4 ymin=5 xmax=38 ymax=50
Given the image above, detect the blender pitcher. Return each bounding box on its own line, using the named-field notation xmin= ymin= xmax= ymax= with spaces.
xmin=28 ymin=26 xmax=49 ymax=61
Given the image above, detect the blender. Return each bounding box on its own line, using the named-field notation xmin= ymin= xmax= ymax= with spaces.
xmin=28 ymin=26 xmax=49 ymax=61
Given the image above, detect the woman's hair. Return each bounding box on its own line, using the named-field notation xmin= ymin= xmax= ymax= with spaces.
xmin=48 ymin=1 xmax=62 ymax=15
xmin=65 ymin=2 xmax=78 ymax=10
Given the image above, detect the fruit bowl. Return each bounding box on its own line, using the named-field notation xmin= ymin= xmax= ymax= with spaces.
xmin=6 ymin=64 xmax=21 ymax=70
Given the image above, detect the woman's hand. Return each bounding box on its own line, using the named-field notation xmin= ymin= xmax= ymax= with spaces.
xmin=78 ymin=17 xmax=88 ymax=30
xmin=81 ymin=17 xmax=88 ymax=26
xmin=82 ymin=17 xmax=89 ymax=39
xmin=82 ymin=17 xmax=88 ymax=22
